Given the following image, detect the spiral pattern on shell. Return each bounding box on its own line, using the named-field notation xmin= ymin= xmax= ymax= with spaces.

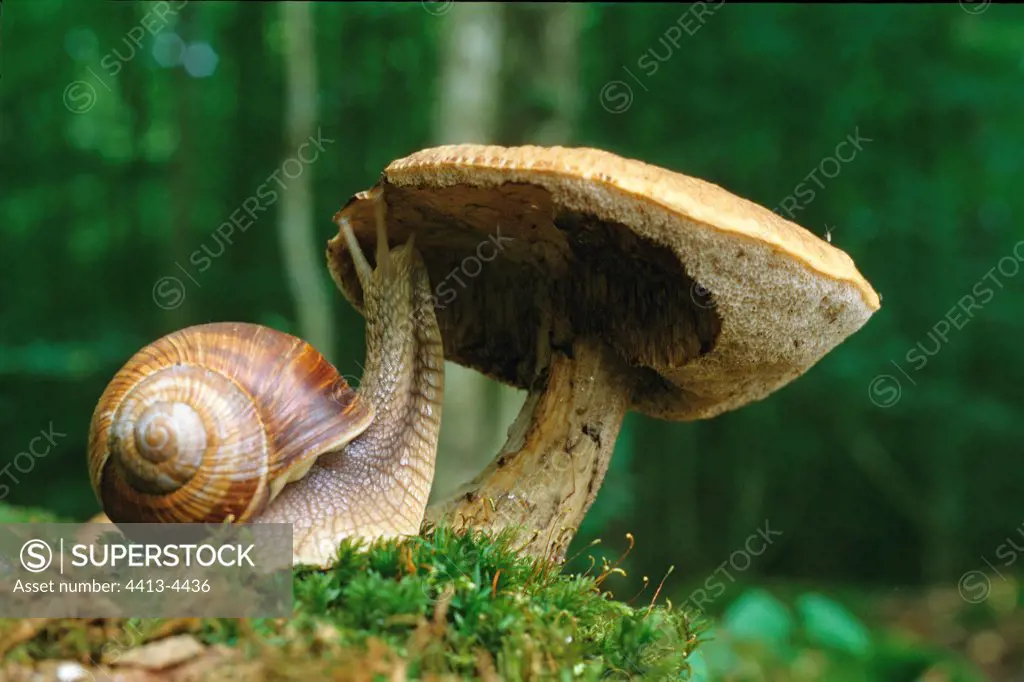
xmin=88 ymin=323 xmax=374 ymax=524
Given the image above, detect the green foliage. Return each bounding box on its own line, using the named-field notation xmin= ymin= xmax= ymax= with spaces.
xmin=721 ymin=590 xmax=794 ymax=650
xmin=0 ymin=504 xmax=65 ymax=525
xmin=692 ymin=589 xmax=988 ymax=682
xmin=795 ymin=593 xmax=871 ymax=657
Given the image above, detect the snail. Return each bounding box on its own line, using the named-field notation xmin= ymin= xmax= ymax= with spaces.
xmin=87 ymin=198 xmax=444 ymax=566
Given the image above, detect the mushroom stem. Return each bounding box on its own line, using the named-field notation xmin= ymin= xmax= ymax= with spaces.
xmin=425 ymin=337 xmax=632 ymax=561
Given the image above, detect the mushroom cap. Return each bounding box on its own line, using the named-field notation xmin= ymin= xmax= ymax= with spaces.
xmin=328 ymin=145 xmax=880 ymax=421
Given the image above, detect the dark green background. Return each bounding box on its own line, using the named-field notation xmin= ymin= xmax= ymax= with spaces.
xmin=1 ymin=1 xmax=1021 ymax=603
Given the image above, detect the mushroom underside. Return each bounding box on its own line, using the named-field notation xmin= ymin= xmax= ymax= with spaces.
xmin=335 ymin=182 xmax=723 ymax=402
xmin=332 ymin=181 xmax=722 ymax=559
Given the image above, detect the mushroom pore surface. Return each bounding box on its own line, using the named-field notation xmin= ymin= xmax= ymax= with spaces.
xmin=333 ymin=181 xmax=722 ymax=409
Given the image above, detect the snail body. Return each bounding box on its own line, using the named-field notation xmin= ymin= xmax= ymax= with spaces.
xmin=88 ymin=207 xmax=445 ymax=566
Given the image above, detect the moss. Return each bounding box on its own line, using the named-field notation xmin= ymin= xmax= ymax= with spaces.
xmin=0 ymin=512 xmax=702 ymax=680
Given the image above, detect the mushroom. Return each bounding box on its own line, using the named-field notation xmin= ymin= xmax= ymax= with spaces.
xmin=329 ymin=145 xmax=880 ymax=560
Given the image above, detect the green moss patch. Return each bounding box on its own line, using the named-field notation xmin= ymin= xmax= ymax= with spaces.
xmin=0 ymin=522 xmax=701 ymax=680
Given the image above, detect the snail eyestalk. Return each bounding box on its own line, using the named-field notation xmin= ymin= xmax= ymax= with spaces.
xmin=374 ymin=190 xmax=394 ymax=280
xmin=339 ymin=216 xmax=373 ymax=289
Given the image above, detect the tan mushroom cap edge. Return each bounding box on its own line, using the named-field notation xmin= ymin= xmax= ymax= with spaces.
xmin=331 ymin=144 xmax=880 ymax=421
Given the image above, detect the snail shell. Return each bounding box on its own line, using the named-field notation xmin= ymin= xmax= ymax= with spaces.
xmin=88 ymin=322 xmax=374 ymax=524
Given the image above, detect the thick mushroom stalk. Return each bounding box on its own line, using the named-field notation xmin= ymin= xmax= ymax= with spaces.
xmin=424 ymin=337 xmax=631 ymax=561
xmin=258 ymin=197 xmax=444 ymax=566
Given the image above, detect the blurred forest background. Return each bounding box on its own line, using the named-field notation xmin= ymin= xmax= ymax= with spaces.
xmin=1 ymin=2 xmax=1022 ymax=679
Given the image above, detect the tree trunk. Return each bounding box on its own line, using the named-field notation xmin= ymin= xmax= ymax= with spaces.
xmin=498 ymin=4 xmax=582 ymax=146
xmin=278 ymin=2 xmax=334 ymax=356
xmin=166 ymin=10 xmax=193 ymax=330
xmin=429 ymin=3 xmax=516 ymax=500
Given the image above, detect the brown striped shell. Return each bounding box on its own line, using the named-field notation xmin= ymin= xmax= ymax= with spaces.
xmin=87 ymin=322 xmax=374 ymax=524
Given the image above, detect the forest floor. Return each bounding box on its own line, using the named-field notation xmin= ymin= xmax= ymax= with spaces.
xmin=867 ymin=584 xmax=1023 ymax=682
xmin=677 ymin=577 xmax=1024 ymax=681
xmin=0 ymin=500 xmax=1019 ymax=680
xmin=0 ymin=525 xmax=701 ymax=681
